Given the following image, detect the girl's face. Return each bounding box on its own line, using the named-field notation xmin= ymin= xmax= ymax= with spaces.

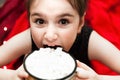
xmin=30 ymin=0 xmax=84 ymax=51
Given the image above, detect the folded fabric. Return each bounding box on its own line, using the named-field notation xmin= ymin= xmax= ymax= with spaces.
xmin=86 ymin=0 xmax=120 ymax=75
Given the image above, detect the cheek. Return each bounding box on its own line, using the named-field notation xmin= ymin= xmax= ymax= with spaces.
xmin=31 ymin=28 xmax=43 ymax=48
xmin=61 ymin=30 xmax=77 ymax=51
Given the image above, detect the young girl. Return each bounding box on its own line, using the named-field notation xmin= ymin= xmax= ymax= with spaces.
xmin=0 ymin=0 xmax=120 ymax=80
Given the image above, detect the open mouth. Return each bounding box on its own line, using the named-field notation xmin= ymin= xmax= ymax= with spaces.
xmin=43 ymin=45 xmax=62 ymax=49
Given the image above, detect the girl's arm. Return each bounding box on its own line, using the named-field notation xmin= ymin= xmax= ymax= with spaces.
xmin=88 ymin=31 xmax=120 ymax=73
xmin=0 ymin=29 xmax=31 ymax=67
xmin=0 ymin=29 xmax=31 ymax=80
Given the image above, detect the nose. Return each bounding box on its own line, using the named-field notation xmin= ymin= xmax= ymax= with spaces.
xmin=44 ymin=26 xmax=58 ymax=42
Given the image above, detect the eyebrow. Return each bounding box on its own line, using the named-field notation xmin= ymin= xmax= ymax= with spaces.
xmin=57 ymin=13 xmax=74 ymax=18
xmin=31 ymin=13 xmax=42 ymax=17
xmin=31 ymin=12 xmax=74 ymax=18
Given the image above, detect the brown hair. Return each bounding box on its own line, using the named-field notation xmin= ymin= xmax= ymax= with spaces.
xmin=26 ymin=0 xmax=88 ymax=17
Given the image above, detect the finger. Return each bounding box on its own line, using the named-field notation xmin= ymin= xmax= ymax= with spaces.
xmin=17 ymin=70 xmax=29 ymax=78
xmin=76 ymin=60 xmax=95 ymax=72
xmin=17 ymin=65 xmax=29 ymax=78
xmin=17 ymin=65 xmax=24 ymax=71
xmin=76 ymin=67 xmax=90 ymax=79
xmin=74 ymin=77 xmax=81 ymax=80
xmin=71 ymin=75 xmax=81 ymax=80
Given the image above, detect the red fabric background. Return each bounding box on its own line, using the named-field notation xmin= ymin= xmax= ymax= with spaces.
xmin=0 ymin=0 xmax=27 ymax=45
xmin=86 ymin=0 xmax=120 ymax=75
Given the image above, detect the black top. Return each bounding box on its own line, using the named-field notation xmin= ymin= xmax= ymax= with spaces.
xmin=31 ymin=25 xmax=93 ymax=67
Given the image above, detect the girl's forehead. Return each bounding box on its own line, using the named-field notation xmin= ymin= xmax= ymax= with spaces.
xmin=31 ymin=0 xmax=71 ymax=7
xmin=30 ymin=0 xmax=76 ymax=14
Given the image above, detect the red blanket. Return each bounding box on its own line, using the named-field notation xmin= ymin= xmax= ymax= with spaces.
xmin=86 ymin=0 xmax=120 ymax=75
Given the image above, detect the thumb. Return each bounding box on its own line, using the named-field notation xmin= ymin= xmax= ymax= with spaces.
xmin=76 ymin=60 xmax=97 ymax=79
xmin=76 ymin=60 xmax=95 ymax=72
xmin=17 ymin=70 xmax=29 ymax=78
xmin=76 ymin=67 xmax=90 ymax=79
xmin=16 ymin=65 xmax=29 ymax=79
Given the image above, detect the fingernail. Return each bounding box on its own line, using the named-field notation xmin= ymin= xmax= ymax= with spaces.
xmin=76 ymin=67 xmax=85 ymax=73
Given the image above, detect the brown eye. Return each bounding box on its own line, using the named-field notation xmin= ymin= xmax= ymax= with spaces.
xmin=59 ymin=19 xmax=69 ymax=25
xmin=35 ymin=19 xmax=45 ymax=24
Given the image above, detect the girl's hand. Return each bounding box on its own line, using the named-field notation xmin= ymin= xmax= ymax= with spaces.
xmin=73 ymin=60 xmax=98 ymax=80
xmin=0 ymin=65 xmax=28 ymax=80
xmin=15 ymin=65 xmax=29 ymax=80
